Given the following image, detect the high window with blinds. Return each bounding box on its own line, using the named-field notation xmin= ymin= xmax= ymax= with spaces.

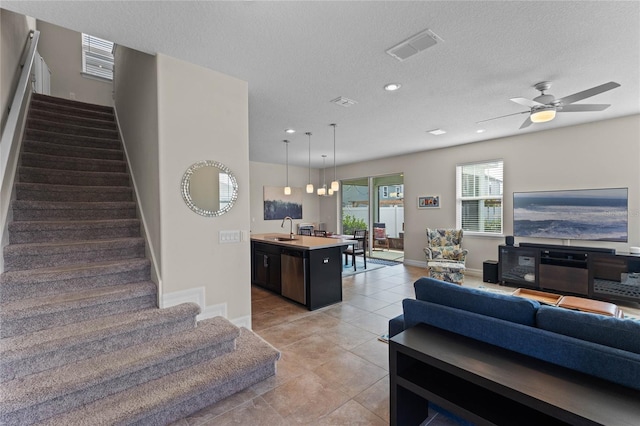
xmin=456 ymin=160 xmax=504 ymax=234
xmin=81 ymin=34 xmax=114 ymax=80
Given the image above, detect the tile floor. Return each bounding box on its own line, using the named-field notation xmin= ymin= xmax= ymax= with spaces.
xmin=175 ymin=264 xmax=640 ymax=425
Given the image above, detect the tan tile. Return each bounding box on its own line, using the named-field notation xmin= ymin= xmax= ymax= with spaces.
xmin=261 ymin=371 xmax=351 ymax=423
xmin=344 ymin=295 xmax=392 ymax=312
xmin=321 ymin=303 xmax=369 ymax=322
xmin=373 ymin=302 xmax=404 ymax=319
xmin=251 ymin=304 xmax=312 ymax=331
xmin=204 ymin=396 xmax=286 ymax=426
xmin=346 ymin=311 xmax=390 ymax=335
xmin=367 ymin=290 xmax=405 ymax=304
xmin=181 ymin=387 xmax=258 ymax=424
xmin=354 ymin=376 xmax=390 ymax=423
xmin=318 ymin=322 xmax=378 ymax=350
xmin=284 ymin=334 xmax=351 ymax=370
xmin=318 ymin=400 xmax=387 ymax=425
xmin=250 ymin=351 xmax=309 ymax=395
xmin=312 ymin=351 xmax=388 ymax=398
xmin=350 ymin=337 xmax=389 ymax=371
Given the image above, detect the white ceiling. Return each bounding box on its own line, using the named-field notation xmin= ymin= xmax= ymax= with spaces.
xmin=3 ymin=1 xmax=639 ymax=168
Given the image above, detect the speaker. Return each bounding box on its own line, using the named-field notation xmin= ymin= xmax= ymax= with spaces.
xmin=483 ymin=260 xmax=499 ymax=283
xmin=505 ymin=235 xmax=514 ymax=246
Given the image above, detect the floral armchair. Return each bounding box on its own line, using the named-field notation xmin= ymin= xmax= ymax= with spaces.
xmin=424 ymin=228 xmax=468 ymax=284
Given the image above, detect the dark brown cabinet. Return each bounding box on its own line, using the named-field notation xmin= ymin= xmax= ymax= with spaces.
xmin=251 ymin=242 xmax=281 ymax=294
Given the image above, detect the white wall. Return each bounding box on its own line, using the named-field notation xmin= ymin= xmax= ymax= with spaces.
xmin=113 ymin=45 xmax=161 ymax=284
xmin=157 ymin=54 xmax=251 ymax=324
xmin=249 ymin=161 xmax=320 ymax=234
xmin=36 ymin=20 xmax=112 ymax=106
xmin=309 ymin=115 xmax=640 ymax=272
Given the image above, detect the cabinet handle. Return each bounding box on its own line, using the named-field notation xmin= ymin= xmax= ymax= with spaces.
xmin=264 ymin=255 xmax=269 ymax=268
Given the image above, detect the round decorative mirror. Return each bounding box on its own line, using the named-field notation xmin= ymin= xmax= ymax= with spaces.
xmin=181 ymin=160 xmax=238 ymax=217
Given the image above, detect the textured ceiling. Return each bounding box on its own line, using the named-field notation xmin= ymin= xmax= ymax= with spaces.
xmin=3 ymin=1 xmax=639 ymax=168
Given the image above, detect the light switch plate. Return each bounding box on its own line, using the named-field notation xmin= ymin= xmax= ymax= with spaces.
xmin=219 ymin=230 xmax=241 ymax=244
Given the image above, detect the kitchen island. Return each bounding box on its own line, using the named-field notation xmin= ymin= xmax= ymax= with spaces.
xmin=251 ymin=233 xmax=352 ymax=310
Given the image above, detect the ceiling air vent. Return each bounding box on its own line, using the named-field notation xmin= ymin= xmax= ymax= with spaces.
xmin=386 ymin=29 xmax=442 ymax=62
xmin=330 ymin=96 xmax=358 ymax=108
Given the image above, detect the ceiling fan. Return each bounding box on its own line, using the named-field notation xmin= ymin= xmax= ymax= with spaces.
xmin=478 ymin=81 xmax=621 ymax=129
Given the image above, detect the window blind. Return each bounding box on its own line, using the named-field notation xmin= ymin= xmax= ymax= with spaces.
xmin=456 ymin=160 xmax=504 ymax=233
xmin=82 ymin=34 xmax=114 ymax=80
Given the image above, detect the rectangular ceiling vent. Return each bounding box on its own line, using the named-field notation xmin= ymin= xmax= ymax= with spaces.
xmin=386 ymin=29 xmax=442 ymax=62
xmin=330 ymin=96 xmax=358 ymax=108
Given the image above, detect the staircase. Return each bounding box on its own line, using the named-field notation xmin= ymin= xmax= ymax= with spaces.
xmin=0 ymin=94 xmax=279 ymax=425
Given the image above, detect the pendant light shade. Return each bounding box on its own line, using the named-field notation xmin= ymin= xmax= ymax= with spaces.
xmin=330 ymin=124 xmax=339 ymax=192
xmin=283 ymin=140 xmax=291 ymax=195
xmin=317 ymin=155 xmax=327 ymax=196
xmin=305 ymin=132 xmax=314 ymax=193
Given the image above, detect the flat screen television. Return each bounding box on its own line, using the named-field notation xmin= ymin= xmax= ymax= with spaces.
xmin=513 ymin=188 xmax=628 ymax=243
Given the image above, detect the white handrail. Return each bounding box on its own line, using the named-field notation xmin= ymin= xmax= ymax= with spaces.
xmin=1 ymin=29 xmax=40 ymax=272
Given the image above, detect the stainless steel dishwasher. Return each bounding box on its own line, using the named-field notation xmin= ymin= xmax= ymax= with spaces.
xmin=281 ymin=250 xmax=306 ymax=305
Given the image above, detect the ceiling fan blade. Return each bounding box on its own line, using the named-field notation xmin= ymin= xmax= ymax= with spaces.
xmin=558 ymin=104 xmax=611 ymax=112
xmin=556 ymin=81 xmax=620 ymax=105
xmin=476 ymin=110 xmax=529 ymax=124
xmin=519 ymin=116 xmax=533 ymax=129
xmin=510 ymin=97 xmax=544 ymax=108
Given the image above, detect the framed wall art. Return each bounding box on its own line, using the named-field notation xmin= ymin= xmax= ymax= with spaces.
xmin=418 ymin=195 xmax=440 ymax=209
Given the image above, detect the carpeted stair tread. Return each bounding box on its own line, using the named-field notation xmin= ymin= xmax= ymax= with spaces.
xmin=8 ymin=218 xmax=140 ymax=244
xmin=0 ymin=303 xmax=199 ymax=382
xmin=29 ymin=108 xmax=116 ymax=130
xmin=22 ymin=140 xmax=123 ymax=161
xmin=20 ymin=152 xmax=126 ymax=173
xmin=27 ymin=117 xmax=119 ymax=139
xmin=0 ymin=258 xmax=150 ymax=302
xmin=0 ymin=317 xmax=240 ymax=424
xmin=24 ymin=128 xmax=121 ymax=150
xmin=0 ymin=281 xmax=156 ymax=338
xmin=36 ymin=328 xmax=280 ymax=426
xmin=19 ymin=166 xmax=129 ymax=186
xmin=32 ymin=93 xmax=114 ymax=114
xmin=15 ymin=182 xmax=132 ymax=202
xmin=30 ymin=99 xmax=114 ymax=121
xmin=12 ymin=199 xmax=136 ymax=221
xmin=3 ymin=237 xmax=145 ymax=271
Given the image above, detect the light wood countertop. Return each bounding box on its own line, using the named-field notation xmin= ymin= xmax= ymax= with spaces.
xmin=251 ymin=233 xmax=352 ymax=250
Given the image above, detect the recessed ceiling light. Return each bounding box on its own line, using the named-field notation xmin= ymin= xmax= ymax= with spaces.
xmin=427 ymin=129 xmax=446 ymax=135
xmin=476 ymin=129 xmax=486 ymax=133
xmin=285 ymin=128 xmax=296 ymax=134
xmin=384 ymin=83 xmax=402 ymax=91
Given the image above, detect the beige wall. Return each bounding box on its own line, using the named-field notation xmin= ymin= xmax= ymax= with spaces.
xmin=0 ymin=8 xmax=35 ymax=130
xmin=157 ymin=54 xmax=251 ymax=324
xmin=113 ymin=45 xmax=161 ymax=283
xmin=249 ymin=161 xmax=320 ymax=234
xmin=36 ymin=20 xmax=112 ymax=106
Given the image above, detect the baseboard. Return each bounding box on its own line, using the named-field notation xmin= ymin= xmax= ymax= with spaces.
xmin=231 ymin=315 xmax=252 ymax=329
xmin=403 ymin=259 xmax=426 ymax=268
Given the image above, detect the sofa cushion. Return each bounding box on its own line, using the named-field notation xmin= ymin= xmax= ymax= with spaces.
xmin=537 ymin=305 xmax=640 ymax=354
xmin=413 ymin=277 xmax=539 ymax=326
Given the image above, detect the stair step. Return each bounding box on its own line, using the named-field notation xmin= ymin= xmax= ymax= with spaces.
xmin=21 ymin=152 xmax=126 ymax=173
xmin=35 ymin=328 xmax=279 ymax=426
xmin=29 ymin=108 xmax=116 ymax=130
xmin=0 ymin=317 xmax=239 ymax=425
xmin=12 ymin=200 xmax=136 ymax=221
xmin=30 ymin=99 xmax=114 ymax=121
xmin=0 ymin=303 xmax=199 ymax=382
xmin=0 ymin=258 xmax=150 ymax=302
xmin=0 ymin=281 xmax=156 ymax=338
xmin=22 ymin=140 xmax=123 ymax=161
xmin=3 ymin=237 xmax=145 ymax=272
xmin=32 ymin=93 xmax=114 ymax=114
xmin=15 ymin=182 xmax=133 ymax=202
xmin=8 ymin=218 xmax=141 ymax=244
xmin=19 ymin=166 xmax=129 ymax=186
xmin=24 ymin=128 xmax=121 ymax=150
xmin=27 ymin=117 xmax=119 ymax=139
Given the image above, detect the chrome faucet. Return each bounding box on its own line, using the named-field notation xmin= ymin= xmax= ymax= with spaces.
xmin=281 ymin=216 xmax=294 ymax=239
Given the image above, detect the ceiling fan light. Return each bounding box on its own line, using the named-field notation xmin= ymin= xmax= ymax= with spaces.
xmin=530 ymin=107 xmax=556 ymax=123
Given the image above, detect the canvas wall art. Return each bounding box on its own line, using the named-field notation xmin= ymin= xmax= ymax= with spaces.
xmin=263 ymin=186 xmax=303 ymax=220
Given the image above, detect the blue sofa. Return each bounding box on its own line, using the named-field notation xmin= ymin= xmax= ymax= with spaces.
xmin=389 ymin=277 xmax=640 ymax=391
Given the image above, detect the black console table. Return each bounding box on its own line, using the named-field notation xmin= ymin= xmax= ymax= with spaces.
xmin=390 ymin=324 xmax=640 ymax=426
xmin=498 ymin=243 xmax=640 ymax=303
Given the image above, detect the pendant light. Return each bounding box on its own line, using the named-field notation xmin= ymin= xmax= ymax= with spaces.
xmin=283 ymin=140 xmax=291 ymax=195
xmin=317 ymin=155 xmax=327 ymax=196
xmin=305 ymin=132 xmax=314 ymax=193
xmin=330 ymin=123 xmax=340 ymax=192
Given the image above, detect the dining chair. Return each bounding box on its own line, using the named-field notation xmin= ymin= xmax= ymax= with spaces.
xmin=344 ymin=229 xmax=367 ymax=271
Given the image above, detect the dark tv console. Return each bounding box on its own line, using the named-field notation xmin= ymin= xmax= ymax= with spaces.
xmin=499 ymin=244 xmax=640 ymax=304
